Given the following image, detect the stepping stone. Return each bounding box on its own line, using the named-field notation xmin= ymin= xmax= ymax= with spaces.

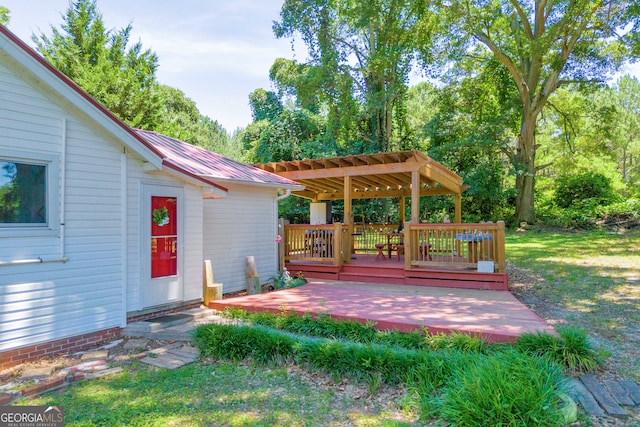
xmin=124 ymin=339 xmax=149 ymax=351
xmin=20 ymin=367 xmax=54 ymax=380
xmin=568 ymin=378 xmax=605 ymax=417
xmin=85 ymin=367 xmax=123 ymax=380
xmin=81 ymin=350 xmax=109 ymax=361
xmin=620 ymin=381 xmax=640 ymax=405
xmin=580 ymin=375 xmax=628 ymax=419
xmin=139 ymin=344 xmax=197 ymax=370
xmin=604 ymin=380 xmax=635 ymax=406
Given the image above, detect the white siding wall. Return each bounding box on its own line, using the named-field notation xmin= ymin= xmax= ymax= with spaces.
xmin=0 ymin=63 xmax=125 ymax=351
xmin=125 ymin=162 xmax=204 ymax=313
xmin=203 ymin=183 xmax=279 ymax=293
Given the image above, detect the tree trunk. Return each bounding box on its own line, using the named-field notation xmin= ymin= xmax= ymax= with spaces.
xmin=515 ymin=110 xmax=537 ymax=224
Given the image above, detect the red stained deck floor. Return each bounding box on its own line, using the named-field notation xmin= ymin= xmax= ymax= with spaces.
xmin=209 ymin=279 xmax=554 ymax=343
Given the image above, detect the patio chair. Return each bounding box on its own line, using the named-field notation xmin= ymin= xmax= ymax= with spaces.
xmin=392 ymin=243 xmax=404 ymax=260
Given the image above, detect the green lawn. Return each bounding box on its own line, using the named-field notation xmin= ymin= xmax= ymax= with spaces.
xmin=506 ymin=229 xmax=640 ymax=380
xmin=22 ymin=362 xmax=417 ymax=426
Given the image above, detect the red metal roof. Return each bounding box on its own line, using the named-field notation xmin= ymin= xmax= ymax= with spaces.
xmin=135 ymin=129 xmax=302 ymax=188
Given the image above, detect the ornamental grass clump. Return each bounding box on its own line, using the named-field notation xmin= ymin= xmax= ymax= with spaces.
xmin=515 ymin=326 xmax=603 ymax=373
xmin=437 ymin=348 xmax=569 ymax=427
xmin=425 ymin=331 xmax=492 ymax=354
xmin=220 ymin=308 xmax=475 ymax=352
xmin=194 ymin=323 xmax=451 ymax=387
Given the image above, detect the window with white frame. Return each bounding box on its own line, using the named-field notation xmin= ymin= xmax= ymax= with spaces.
xmin=0 ymin=149 xmax=60 ymax=238
xmin=0 ymin=160 xmax=47 ymax=225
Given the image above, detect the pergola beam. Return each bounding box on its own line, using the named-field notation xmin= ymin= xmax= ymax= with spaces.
xmin=257 ymin=150 xmax=468 ymax=220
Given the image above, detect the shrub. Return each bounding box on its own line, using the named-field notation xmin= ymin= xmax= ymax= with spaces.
xmin=515 ymin=326 xmax=603 ymax=374
xmin=554 ymin=172 xmax=615 ymax=209
xmin=438 ymin=348 xmax=568 ymax=426
xmin=425 ymin=331 xmax=491 ymax=354
xmin=195 ymin=319 xmax=573 ymax=424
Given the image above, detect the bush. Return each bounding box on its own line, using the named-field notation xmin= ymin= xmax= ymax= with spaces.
xmin=220 ymin=309 xmax=492 ymax=352
xmin=515 ymin=326 xmax=603 ymax=374
xmin=554 ymin=172 xmax=615 ymax=209
xmin=195 ymin=317 xmax=574 ymax=424
xmin=438 ymin=349 xmax=568 ymax=426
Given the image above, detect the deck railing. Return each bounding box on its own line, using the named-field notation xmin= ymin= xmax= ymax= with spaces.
xmin=403 ymin=222 xmax=506 ymax=273
xmin=283 ymin=223 xmax=347 ymax=266
xmin=282 ymin=221 xmax=505 ymax=273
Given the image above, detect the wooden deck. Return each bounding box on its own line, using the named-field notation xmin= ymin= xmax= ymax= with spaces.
xmin=208 ymin=279 xmax=555 ymax=343
xmin=285 ymin=253 xmax=509 ymax=291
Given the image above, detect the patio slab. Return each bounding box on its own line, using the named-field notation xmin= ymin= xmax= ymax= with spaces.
xmin=209 ymin=279 xmax=555 ymax=342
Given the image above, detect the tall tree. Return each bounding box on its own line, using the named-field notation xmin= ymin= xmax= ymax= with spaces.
xmin=274 ymin=0 xmax=435 ymax=152
xmin=32 ymin=0 xmax=162 ymax=129
xmin=611 ymin=76 xmax=640 ymax=190
xmin=442 ymin=0 xmax=633 ymax=223
xmin=248 ymin=88 xmax=284 ymax=122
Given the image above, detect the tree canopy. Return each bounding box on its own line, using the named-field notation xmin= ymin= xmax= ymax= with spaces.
xmin=273 ymin=0 xmax=436 ymax=152
xmin=32 ymin=0 xmax=163 ymax=130
xmin=440 ymin=0 xmax=634 ymax=223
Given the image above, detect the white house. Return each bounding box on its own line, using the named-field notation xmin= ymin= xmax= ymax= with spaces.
xmin=0 ymin=25 xmax=302 ymax=369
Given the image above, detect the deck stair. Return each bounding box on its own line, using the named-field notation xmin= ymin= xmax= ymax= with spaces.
xmin=338 ymin=263 xmax=405 ymax=285
xmin=286 ymin=256 xmax=509 ymax=291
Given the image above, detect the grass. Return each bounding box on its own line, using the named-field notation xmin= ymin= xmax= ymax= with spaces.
xmin=17 ymin=229 xmax=638 ymax=425
xmin=506 ymin=228 xmax=640 ymax=380
xmin=21 ymin=362 xmax=417 ymax=426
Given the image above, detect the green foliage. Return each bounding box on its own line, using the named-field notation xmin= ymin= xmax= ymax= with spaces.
xmin=274 ymin=0 xmax=436 ymax=152
xmin=440 ymin=0 xmax=634 ymax=224
xmin=194 ymin=319 xmax=575 ymax=424
xmin=271 ymin=269 xmax=307 ymax=290
xmin=437 ymin=349 xmax=568 ymax=427
xmin=249 ymin=88 xmax=283 ymax=122
xmin=425 ymin=332 xmax=491 ymax=354
xmin=154 ymin=85 xmax=235 ymax=157
xmin=554 ymin=172 xmax=615 ymax=209
xmin=0 ymin=6 xmax=9 ymax=25
xmin=32 ymin=0 xmax=162 ymax=130
xmin=515 ymin=327 xmax=603 ymax=374
xmin=220 ymin=309 xmax=430 ymax=351
xmin=194 ymin=322 xmax=458 ymax=387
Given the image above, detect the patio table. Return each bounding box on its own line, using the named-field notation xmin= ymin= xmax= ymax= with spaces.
xmin=455 ymin=232 xmax=492 ymax=263
xmin=385 ymin=232 xmax=404 ymax=258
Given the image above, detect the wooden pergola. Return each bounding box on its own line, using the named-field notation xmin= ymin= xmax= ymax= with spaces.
xmin=255 ymin=150 xmax=468 ymax=225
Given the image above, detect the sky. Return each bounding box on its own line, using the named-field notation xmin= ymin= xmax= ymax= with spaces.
xmin=3 ymin=1 xmax=640 ymax=133
xmin=1 ymin=0 xmax=304 ymax=132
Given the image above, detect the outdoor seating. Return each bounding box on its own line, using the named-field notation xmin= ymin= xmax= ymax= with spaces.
xmin=419 ymin=243 xmax=433 ymax=261
xmin=392 ymin=243 xmax=404 ymax=260
xmin=375 ymin=243 xmax=386 ymax=260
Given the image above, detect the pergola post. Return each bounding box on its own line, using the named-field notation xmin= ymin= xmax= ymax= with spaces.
xmin=411 ymin=170 xmax=420 ymax=224
xmin=454 ymin=193 xmax=462 ymax=223
xmin=399 ymin=194 xmax=406 ymax=225
xmin=344 ymin=175 xmax=353 ymax=262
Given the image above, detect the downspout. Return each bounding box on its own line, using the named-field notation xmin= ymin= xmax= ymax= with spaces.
xmin=275 ymin=188 xmax=291 ymax=201
xmin=120 ymin=147 xmax=128 ymax=327
xmin=274 ymin=189 xmax=292 ymax=273
xmin=59 ymin=117 xmax=68 ymax=262
xmin=0 ymin=119 xmax=70 ymax=267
